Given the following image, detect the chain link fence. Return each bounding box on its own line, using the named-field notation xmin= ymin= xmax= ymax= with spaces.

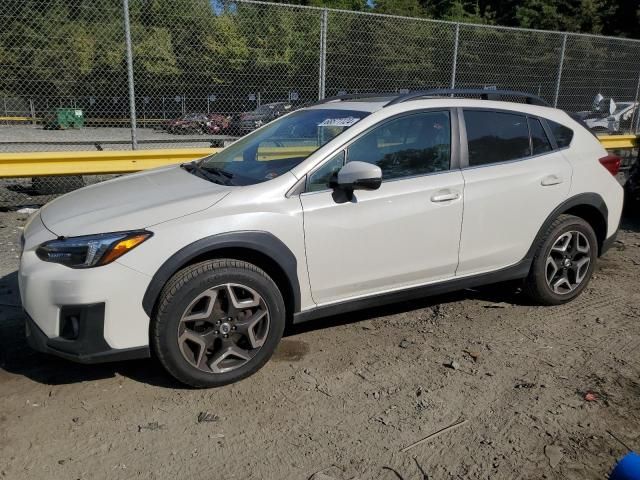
xmin=1 ymin=0 xmax=640 ymax=207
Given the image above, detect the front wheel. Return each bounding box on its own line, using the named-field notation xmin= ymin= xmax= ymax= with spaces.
xmin=524 ymin=214 xmax=598 ymax=305
xmin=152 ymin=259 xmax=286 ymax=388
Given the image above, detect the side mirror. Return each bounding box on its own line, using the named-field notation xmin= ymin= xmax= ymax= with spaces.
xmin=331 ymin=161 xmax=382 ymax=192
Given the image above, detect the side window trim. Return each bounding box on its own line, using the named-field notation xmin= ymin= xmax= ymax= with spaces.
xmin=526 ymin=116 xmax=534 ymax=157
xmin=456 ymin=107 xmax=469 ymax=169
xmin=540 ymin=118 xmax=559 ymax=150
xmin=527 ymin=116 xmax=555 ymax=157
xmin=449 ymin=107 xmax=462 ymax=170
xmin=301 ymin=108 xmax=457 ymax=194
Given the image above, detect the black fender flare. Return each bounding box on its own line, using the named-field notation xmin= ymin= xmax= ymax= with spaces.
xmin=142 ymin=231 xmax=300 ymax=317
xmin=524 ymin=192 xmax=608 ymax=262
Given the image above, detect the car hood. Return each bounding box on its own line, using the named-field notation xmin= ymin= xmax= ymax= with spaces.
xmin=39 ymin=165 xmax=230 ymax=236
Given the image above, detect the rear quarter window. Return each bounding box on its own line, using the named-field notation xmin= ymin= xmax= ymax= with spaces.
xmin=548 ymin=120 xmax=574 ymax=148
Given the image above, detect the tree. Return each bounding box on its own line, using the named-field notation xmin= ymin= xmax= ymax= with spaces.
xmin=373 ymin=0 xmax=424 ymax=17
xmin=429 ymin=0 xmax=492 ymax=23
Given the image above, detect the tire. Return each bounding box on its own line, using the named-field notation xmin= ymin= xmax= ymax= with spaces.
xmin=524 ymin=214 xmax=598 ymax=305
xmin=151 ymin=259 xmax=286 ymax=388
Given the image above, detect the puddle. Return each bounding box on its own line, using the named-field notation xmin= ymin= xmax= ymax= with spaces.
xmin=272 ymin=339 xmax=310 ymax=362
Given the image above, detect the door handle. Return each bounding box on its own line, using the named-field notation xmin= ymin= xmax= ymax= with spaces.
xmin=431 ymin=191 xmax=460 ymax=202
xmin=541 ymin=174 xmax=563 ymax=186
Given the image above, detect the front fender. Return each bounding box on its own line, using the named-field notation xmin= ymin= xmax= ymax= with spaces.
xmin=141 ymin=231 xmax=301 ymax=317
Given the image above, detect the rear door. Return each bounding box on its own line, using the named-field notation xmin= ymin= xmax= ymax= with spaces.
xmin=456 ymin=109 xmax=572 ymax=276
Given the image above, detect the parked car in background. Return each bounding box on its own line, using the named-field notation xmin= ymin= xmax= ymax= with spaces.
xmin=19 ymin=89 xmax=623 ymax=387
xmin=165 ymin=113 xmax=231 ymax=135
xmin=235 ymin=102 xmax=293 ymax=134
xmin=579 ymin=96 xmax=639 ymax=134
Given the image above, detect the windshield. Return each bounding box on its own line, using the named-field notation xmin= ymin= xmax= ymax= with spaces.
xmin=198 ymin=108 xmax=370 ymax=185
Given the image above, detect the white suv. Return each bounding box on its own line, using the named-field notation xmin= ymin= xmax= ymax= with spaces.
xmin=19 ymin=90 xmax=623 ymax=387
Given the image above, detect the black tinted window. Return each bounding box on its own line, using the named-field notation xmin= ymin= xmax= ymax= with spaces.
xmin=347 ymin=111 xmax=450 ymax=180
xmin=529 ymin=117 xmax=552 ymax=155
xmin=464 ymin=111 xmax=530 ymax=166
xmin=548 ymin=120 xmax=574 ymax=148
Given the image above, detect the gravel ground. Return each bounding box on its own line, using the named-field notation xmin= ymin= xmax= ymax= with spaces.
xmin=0 ymin=210 xmax=639 ymax=480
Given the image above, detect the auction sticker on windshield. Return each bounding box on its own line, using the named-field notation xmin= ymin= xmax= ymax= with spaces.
xmin=317 ymin=117 xmax=361 ymax=127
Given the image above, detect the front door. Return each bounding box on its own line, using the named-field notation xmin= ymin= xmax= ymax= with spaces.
xmin=300 ymin=110 xmax=464 ymax=306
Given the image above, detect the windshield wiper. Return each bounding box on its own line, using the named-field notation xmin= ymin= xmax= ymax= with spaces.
xmin=201 ymin=165 xmax=234 ymax=179
xmin=181 ymin=162 xmax=234 ymax=186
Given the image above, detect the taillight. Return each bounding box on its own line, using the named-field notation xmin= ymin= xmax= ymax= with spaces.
xmin=599 ymin=154 xmax=621 ymax=176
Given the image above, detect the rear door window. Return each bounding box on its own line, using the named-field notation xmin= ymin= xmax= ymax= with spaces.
xmin=463 ymin=110 xmax=530 ymax=166
xmin=528 ymin=117 xmax=552 ymax=155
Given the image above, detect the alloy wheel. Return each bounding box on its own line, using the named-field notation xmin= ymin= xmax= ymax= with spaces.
xmin=545 ymin=230 xmax=591 ymax=295
xmin=177 ymin=283 xmax=270 ymax=374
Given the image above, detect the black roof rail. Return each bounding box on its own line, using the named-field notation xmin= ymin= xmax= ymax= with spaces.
xmin=384 ymin=89 xmax=551 ymax=107
xmin=314 ymin=93 xmax=397 ymax=105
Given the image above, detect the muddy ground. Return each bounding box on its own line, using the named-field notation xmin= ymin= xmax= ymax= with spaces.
xmin=0 ymin=210 xmax=639 ymax=480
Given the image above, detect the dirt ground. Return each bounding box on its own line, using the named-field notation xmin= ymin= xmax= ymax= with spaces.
xmin=0 ymin=209 xmax=639 ymax=480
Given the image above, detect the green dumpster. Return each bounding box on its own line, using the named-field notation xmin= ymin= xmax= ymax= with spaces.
xmin=55 ymin=108 xmax=84 ymax=128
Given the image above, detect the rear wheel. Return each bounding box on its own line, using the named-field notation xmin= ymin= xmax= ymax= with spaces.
xmin=524 ymin=214 xmax=598 ymax=305
xmin=152 ymin=259 xmax=285 ymax=388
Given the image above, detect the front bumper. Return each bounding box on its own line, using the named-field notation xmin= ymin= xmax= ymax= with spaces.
xmin=25 ymin=307 xmax=149 ymax=364
xmin=19 ymin=217 xmax=154 ymax=360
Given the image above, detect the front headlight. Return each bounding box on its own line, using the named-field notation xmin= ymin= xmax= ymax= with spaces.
xmin=36 ymin=231 xmax=152 ymax=268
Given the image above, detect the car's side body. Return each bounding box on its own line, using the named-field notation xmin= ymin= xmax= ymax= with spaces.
xmin=19 ymin=97 xmax=623 ymax=367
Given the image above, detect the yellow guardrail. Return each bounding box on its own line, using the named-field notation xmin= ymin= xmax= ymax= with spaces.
xmin=0 ymin=148 xmax=219 ymax=178
xmin=0 ymin=116 xmax=34 ymax=122
xmin=0 ymin=136 xmax=636 ymax=178
xmin=256 ymin=146 xmax=316 ymax=161
xmin=598 ymin=134 xmax=638 ymax=150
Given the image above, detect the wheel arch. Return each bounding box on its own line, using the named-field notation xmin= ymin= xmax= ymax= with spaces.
xmin=142 ymin=231 xmax=300 ymax=321
xmin=562 ymin=204 xmax=607 ymax=255
xmin=527 ymin=193 xmax=608 ymax=260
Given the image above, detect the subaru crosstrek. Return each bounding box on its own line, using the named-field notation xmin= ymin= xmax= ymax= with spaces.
xmin=19 ymin=90 xmax=623 ymax=387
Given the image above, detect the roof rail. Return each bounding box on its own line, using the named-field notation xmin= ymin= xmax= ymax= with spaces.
xmin=314 ymin=93 xmax=396 ymax=105
xmin=385 ymin=89 xmax=550 ymax=107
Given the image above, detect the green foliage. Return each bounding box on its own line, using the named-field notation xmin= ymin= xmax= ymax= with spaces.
xmin=199 ymin=14 xmax=250 ymax=84
xmin=440 ymin=1 xmax=492 ymax=24
xmin=307 ymin=0 xmax=368 ymax=10
xmin=0 ymin=0 xmax=637 ymax=108
xmin=374 ymin=0 xmax=424 ymax=17
xmin=134 ymin=27 xmax=180 ymax=77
